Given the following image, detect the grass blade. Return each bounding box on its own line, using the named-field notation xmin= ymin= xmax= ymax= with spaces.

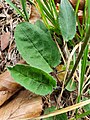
xmin=20 ymin=0 xmax=29 ymax=21
xmin=87 ymin=0 xmax=90 ymax=26
xmin=43 ymin=0 xmax=52 ymax=14
xmin=5 ymin=0 xmax=26 ymax=20
xmin=75 ymin=0 xmax=80 ymax=13
xmin=28 ymin=0 xmax=35 ymax=6
xmin=36 ymin=0 xmax=55 ymax=23
xmin=51 ymin=0 xmax=58 ymax=19
xmin=80 ymin=45 xmax=88 ymax=94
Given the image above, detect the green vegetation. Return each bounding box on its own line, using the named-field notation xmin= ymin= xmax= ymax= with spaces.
xmin=6 ymin=0 xmax=90 ymax=119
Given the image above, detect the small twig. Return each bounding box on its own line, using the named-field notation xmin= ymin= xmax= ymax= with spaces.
xmin=57 ymin=42 xmax=81 ymax=106
xmin=82 ymin=75 xmax=90 ymax=91
xmin=54 ymin=37 xmax=66 ymax=65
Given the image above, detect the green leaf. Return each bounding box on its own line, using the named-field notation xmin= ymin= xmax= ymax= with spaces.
xmin=58 ymin=0 xmax=76 ymax=41
xmin=7 ymin=64 xmax=56 ymax=96
xmin=66 ymin=79 xmax=76 ymax=91
xmin=14 ymin=21 xmax=61 ymax=73
xmin=82 ymin=97 xmax=90 ymax=112
xmin=36 ymin=0 xmax=55 ymax=26
xmin=35 ymin=20 xmax=50 ymax=33
xmin=80 ymin=45 xmax=88 ymax=94
xmin=43 ymin=106 xmax=68 ymax=120
xmin=35 ymin=20 xmax=52 ymax=37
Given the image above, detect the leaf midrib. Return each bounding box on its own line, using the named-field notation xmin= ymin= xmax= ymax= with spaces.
xmin=14 ymin=68 xmax=52 ymax=86
xmin=20 ymin=24 xmax=52 ymax=70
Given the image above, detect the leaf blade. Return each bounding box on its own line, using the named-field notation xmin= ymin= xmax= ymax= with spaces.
xmin=14 ymin=21 xmax=61 ymax=73
xmin=7 ymin=64 xmax=56 ymax=96
xmin=58 ymin=0 xmax=76 ymax=41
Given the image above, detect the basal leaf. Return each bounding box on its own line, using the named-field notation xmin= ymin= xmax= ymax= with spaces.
xmin=14 ymin=21 xmax=61 ymax=73
xmin=7 ymin=64 xmax=56 ymax=96
xmin=58 ymin=0 xmax=76 ymax=41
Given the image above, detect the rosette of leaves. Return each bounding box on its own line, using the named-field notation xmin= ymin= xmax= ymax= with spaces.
xmin=8 ymin=20 xmax=61 ymax=95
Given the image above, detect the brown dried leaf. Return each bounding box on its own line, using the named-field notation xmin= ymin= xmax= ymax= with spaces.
xmin=0 ymin=90 xmax=42 ymax=120
xmin=56 ymin=64 xmax=64 ymax=72
xmin=56 ymin=65 xmax=65 ymax=81
xmin=1 ymin=32 xmax=10 ymax=51
xmin=69 ymin=0 xmax=85 ymax=10
xmin=0 ymin=71 xmax=21 ymax=92
xmin=56 ymin=71 xmax=66 ymax=81
xmin=30 ymin=5 xmax=41 ymax=23
xmin=0 ymin=71 xmax=22 ymax=106
xmin=0 ymin=60 xmax=25 ymax=106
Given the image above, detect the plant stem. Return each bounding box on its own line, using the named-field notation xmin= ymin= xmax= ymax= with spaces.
xmin=65 ymin=25 xmax=90 ymax=86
